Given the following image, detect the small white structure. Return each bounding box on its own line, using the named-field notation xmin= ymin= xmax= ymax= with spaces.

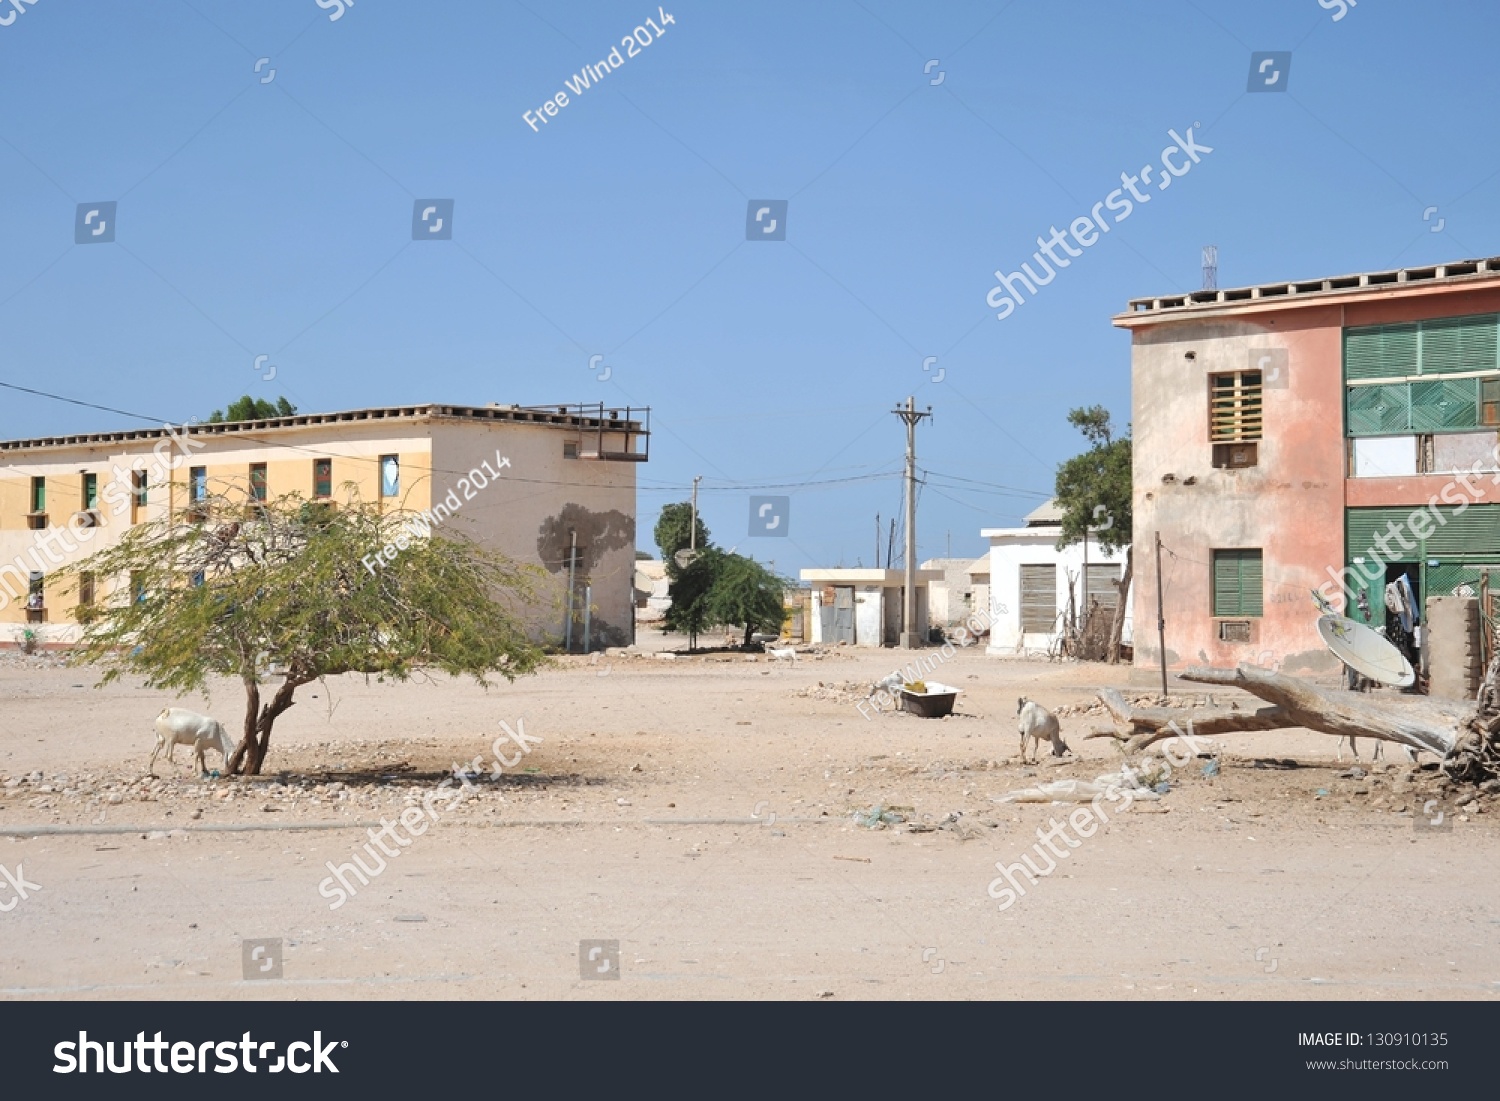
xmin=799 ymin=568 xmax=942 ymax=648
xmin=634 ymin=558 xmax=670 ymax=623
xmin=981 ymin=499 xmax=1131 ymax=656
xmin=920 ymin=557 xmax=989 ymax=626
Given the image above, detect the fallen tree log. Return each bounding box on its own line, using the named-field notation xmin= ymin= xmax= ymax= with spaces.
xmin=1177 ymin=666 xmax=1463 ymax=758
xmin=1086 ymin=687 xmax=1292 ymax=753
xmin=1087 ymin=668 xmax=1465 ymax=758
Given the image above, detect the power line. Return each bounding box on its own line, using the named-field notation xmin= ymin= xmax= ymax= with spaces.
xmin=919 ymin=467 xmax=1051 ymax=497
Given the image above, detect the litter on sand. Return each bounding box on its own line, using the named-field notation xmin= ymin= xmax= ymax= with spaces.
xmin=991 ymin=774 xmax=1163 ymax=804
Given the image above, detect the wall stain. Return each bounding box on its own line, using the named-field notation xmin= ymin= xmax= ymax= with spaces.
xmin=536 ymin=503 xmax=634 ymax=574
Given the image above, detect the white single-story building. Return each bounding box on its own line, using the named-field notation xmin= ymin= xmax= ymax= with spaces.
xmin=981 ymin=499 xmax=1132 ymax=656
xmin=799 ymin=568 xmax=941 ymax=648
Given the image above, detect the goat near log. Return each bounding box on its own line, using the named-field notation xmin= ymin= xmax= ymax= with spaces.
xmin=150 ymin=707 xmax=234 ymax=776
xmin=1017 ymin=697 xmax=1070 ymax=763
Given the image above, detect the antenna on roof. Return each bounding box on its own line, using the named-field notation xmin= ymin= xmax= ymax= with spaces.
xmin=1202 ymin=245 xmax=1218 ymax=291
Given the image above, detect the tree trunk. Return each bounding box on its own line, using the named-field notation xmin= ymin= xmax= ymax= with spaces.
xmin=225 ymin=673 xmax=261 ymax=775
xmin=743 ymin=623 xmax=754 ymax=649
xmin=227 ymin=673 xmax=302 ymax=776
xmin=1107 ymin=547 xmax=1133 ymax=665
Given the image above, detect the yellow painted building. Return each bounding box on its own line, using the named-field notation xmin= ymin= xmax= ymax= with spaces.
xmin=0 ymin=403 xmax=647 ymax=649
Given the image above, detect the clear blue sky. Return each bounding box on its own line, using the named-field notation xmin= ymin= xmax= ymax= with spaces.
xmin=2 ymin=0 xmax=1497 ymax=573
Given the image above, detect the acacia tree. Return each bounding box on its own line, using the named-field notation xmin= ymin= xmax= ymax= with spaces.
xmin=62 ymin=490 xmax=547 ymax=775
xmin=1054 ymin=405 xmax=1133 ymax=663
xmin=663 ymin=545 xmax=721 ymax=650
xmin=706 ymin=553 xmax=788 ymax=648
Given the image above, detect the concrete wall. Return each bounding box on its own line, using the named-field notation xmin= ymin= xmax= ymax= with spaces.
xmin=434 ymin=419 xmax=636 ymax=649
xmin=1129 ymin=311 xmax=1346 ymax=674
xmin=922 ymin=557 xmax=982 ymax=625
xmin=983 ymin=527 xmax=1130 ymax=655
xmin=0 ymin=409 xmax=642 ymax=651
xmin=0 ymin=424 xmax=431 ymax=644
xmin=1424 ymin=595 xmax=1480 ymax=700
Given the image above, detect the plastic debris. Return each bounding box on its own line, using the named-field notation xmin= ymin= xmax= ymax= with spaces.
xmin=1201 ymin=759 xmax=1221 ymax=778
xmin=853 ymin=805 xmax=906 ymax=829
xmin=992 ymin=774 xmax=1162 ymax=804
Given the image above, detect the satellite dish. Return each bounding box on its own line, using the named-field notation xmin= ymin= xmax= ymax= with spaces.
xmin=1317 ymin=614 xmax=1415 ymax=687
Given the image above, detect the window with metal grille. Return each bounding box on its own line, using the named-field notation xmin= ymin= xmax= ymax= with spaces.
xmin=82 ymin=473 xmax=97 ymax=509
xmin=380 ymin=455 xmax=399 ymax=497
xmin=78 ymin=571 xmax=95 ymax=607
xmin=1212 ymin=549 xmax=1263 ymax=617
xmin=189 ymin=466 xmax=207 ymax=502
xmin=30 ymin=476 xmax=44 ymax=513
xmin=1019 ymin=564 xmax=1057 ymax=632
xmin=313 ymin=459 xmax=331 ymax=499
xmin=250 ymin=463 xmax=267 ymax=502
xmin=1210 ymin=371 xmax=1263 ymax=442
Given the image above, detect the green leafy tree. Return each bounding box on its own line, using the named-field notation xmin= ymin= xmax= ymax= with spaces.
xmin=1054 ymin=405 xmax=1133 ymax=663
xmin=61 ymin=489 xmax=546 ymax=774
xmin=706 ymin=553 xmax=788 ymax=648
xmin=208 ymin=395 xmax=297 ymax=423
xmin=654 ymin=501 xmax=709 ymax=567
xmin=663 ymin=545 xmax=722 ymax=650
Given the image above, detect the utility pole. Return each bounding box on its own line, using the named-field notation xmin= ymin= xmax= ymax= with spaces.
xmin=690 ymin=476 xmax=702 ymax=552
xmin=893 ymin=396 xmax=932 ymax=649
xmin=1082 ymin=519 xmax=1090 ymax=627
xmin=875 ymin=513 xmax=881 ymax=569
xmin=1154 ymin=530 xmax=1168 ymax=696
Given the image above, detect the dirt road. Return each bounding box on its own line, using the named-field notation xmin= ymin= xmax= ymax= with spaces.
xmin=1 ymin=645 xmax=1496 ymax=1000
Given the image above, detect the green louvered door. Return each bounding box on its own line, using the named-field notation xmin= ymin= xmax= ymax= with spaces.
xmin=1345 ymin=504 xmax=1500 ymax=616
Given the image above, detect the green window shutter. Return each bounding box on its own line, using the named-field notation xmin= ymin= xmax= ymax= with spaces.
xmin=1425 ymin=504 xmax=1500 ymax=556
xmin=1419 ymin=314 xmax=1498 ymax=376
xmin=1213 ymin=549 xmax=1263 ymax=617
xmin=1346 ymin=507 xmax=1410 ymax=562
xmin=1346 ymin=383 xmax=1411 ymax=435
xmin=1410 ymin=378 xmax=1479 ymax=431
xmin=1345 ymin=324 xmax=1418 ymax=381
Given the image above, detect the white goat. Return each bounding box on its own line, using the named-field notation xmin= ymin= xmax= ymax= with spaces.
xmin=1017 ymin=697 xmax=1069 ymax=763
xmin=868 ymin=672 xmax=905 ymax=710
xmin=150 ymin=707 xmax=234 ymax=775
xmin=767 ymin=646 xmax=798 ymax=663
xmin=1337 ymin=736 xmax=1417 ymax=765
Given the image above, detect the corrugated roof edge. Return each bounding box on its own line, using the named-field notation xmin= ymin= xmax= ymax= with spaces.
xmin=0 ymin=402 xmax=645 ymax=454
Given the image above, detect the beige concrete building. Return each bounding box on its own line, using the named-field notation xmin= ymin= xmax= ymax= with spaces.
xmin=0 ymin=402 xmax=647 ymax=650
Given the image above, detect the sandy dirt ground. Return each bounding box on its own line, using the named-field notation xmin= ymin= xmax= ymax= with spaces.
xmin=1 ymin=640 xmax=1497 ymax=1001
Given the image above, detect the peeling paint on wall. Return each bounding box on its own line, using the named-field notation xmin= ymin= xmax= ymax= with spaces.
xmin=536 ymin=503 xmax=634 ymax=573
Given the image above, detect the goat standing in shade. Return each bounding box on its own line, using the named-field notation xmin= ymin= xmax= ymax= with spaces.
xmin=150 ymin=707 xmax=234 ymax=776
xmin=1016 ymin=697 xmax=1069 ymax=763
